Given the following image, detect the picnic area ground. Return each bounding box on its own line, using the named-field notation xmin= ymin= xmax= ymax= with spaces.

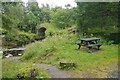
xmin=2 ymin=31 xmax=118 ymax=78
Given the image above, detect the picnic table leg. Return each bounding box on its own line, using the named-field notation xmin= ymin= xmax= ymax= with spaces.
xmin=88 ymin=46 xmax=92 ymax=50
xmin=78 ymin=44 xmax=81 ymax=49
xmin=98 ymin=45 xmax=100 ymax=50
xmin=78 ymin=40 xmax=84 ymax=49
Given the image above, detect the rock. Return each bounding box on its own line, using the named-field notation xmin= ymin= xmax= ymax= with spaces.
xmin=18 ymin=53 xmax=22 ymax=56
xmin=5 ymin=54 xmax=13 ymax=58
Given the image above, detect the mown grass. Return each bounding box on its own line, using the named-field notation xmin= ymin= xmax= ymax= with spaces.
xmin=2 ymin=58 xmax=50 ymax=78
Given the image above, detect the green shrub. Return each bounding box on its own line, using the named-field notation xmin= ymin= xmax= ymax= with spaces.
xmin=102 ymin=40 xmax=114 ymax=45
xmin=18 ymin=31 xmax=36 ymax=39
xmin=48 ymin=31 xmax=55 ymax=36
xmin=4 ymin=33 xmax=16 ymax=42
xmin=17 ymin=34 xmax=29 ymax=45
xmin=17 ymin=65 xmax=39 ymax=79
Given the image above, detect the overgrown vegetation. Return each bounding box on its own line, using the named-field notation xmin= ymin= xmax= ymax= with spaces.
xmin=1 ymin=0 xmax=119 ymax=78
xmin=2 ymin=58 xmax=49 ymax=79
xmin=2 ymin=0 xmax=77 ymax=48
xmin=20 ymin=31 xmax=118 ymax=77
xmin=2 ymin=1 xmax=119 ymax=48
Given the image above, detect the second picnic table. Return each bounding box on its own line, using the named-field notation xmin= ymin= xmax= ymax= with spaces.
xmin=76 ymin=38 xmax=102 ymax=50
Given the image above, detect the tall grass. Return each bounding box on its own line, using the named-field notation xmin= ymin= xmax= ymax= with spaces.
xmin=21 ymin=33 xmax=78 ymax=62
xmin=21 ymin=32 xmax=118 ymax=69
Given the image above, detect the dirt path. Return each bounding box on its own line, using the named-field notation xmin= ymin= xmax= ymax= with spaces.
xmin=107 ymin=63 xmax=119 ymax=78
xmin=3 ymin=56 xmax=118 ymax=78
xmin=6 ymin=57 xmax=74 ymax=78
xmin=35 ymin=64 xmax=73 ymax=78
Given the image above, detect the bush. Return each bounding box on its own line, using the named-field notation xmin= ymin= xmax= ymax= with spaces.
xmin=17 ymin=66 xmax=39 ymax=79
xmin=102 ymin=40 xmax=114 ymax=45
xmin=4 ymin=33 xmax=16 ymax=42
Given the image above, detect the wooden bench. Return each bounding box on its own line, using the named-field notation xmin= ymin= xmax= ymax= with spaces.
xmin=87 ymin=44 xmax=102 ymax=50
xmin=60 ymin=62 xmax=76 ymax=69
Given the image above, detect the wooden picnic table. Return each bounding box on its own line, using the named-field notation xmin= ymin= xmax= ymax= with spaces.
xmin=81 ymin=38 xmax=100 ymax=42
xmin=76 ymin=38 xmax=102 ymax=50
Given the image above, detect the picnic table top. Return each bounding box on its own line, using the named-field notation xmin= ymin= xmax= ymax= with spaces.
xmin=81 ymin=38 xmax=100 ymax=41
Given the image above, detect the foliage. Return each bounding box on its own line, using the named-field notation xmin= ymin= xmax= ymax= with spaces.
xmin=40 ymin=4 xmax=51 ymax=23
xmin=21 ymin=32 xmax=78 ymax=62
xmin=2 ymin=58 xmax=49 ymax=78
xmin=37 ymin=23 xmax=67 ymax=37
xmin=27 ymin=0 xmax=40 ymax=22
xmin=76 ymin=2 xmax=118 ymax=33
xmin=2 ymin=2 xmax=24 ymax=30
xmin=51 ymin=7 xmax=77 ymax=29
xmin=21 ymin=32 xmax=118 ymax=77
xmin=76 ymin=2 xmax=119 ymax=43
xmin=2 ymin=1 xmax=119 ymax=78
xmin=2 ymin=1 xmax=55 ymax=47
xmin=2 ymin=1 xmax=39 ymax=47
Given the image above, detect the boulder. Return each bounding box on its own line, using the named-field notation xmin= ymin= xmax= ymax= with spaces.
xmin=5 ymin=54 xmax=13 ymax=58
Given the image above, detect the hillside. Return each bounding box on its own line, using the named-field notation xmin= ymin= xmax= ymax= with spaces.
xmin=20 ymin=28 xmax=118 ymax=78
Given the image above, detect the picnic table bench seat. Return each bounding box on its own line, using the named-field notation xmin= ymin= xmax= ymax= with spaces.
xmin=87 ymin=44 xmax=102 ymax=50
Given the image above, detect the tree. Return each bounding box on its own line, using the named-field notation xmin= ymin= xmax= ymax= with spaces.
xmin=2 ymin=2 xmax=24 ymax=30
xmin=51 ymin=6 xmax=77 ymax=29
xmin=65 ymin=4 xmax=71 ymax=9
xmin=22 ymin=11 xmax=37 ymax=33
xmin=76 ymin=2 xmax=119 ymax=43
xmin=22 ymin=0 xmax=40 ymax=33
xmin=40 ymin=4 xmax=51 ymax=23
xmin=2 ymin=1 xmax=25 ymax=37
xmin=76 ymin=2 xmax=118 ymax=34
xmin=1 ymin=1 xmax=32 ymax=47
xmin=26 ymin=0 xmax=40 ymax=23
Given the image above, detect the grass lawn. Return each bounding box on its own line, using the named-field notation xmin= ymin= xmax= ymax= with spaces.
xmin=2 ymin=58 xmax=50 ymax=79
xmin=20 ymin=33 xmax=118 ymax=78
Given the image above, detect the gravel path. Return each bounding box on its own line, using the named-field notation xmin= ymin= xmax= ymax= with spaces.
xmin=3 ymin=57 xmax=119 ymax=78
xmin=108 ymin=71 xmax=118 ymax=78
xmin=5 ymin=57 xmax=74 ymax=78
xmin=107 ymin=63 xmax=119 ymax=78
xmin=35 ymin=64 xmax=73 ymax=78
